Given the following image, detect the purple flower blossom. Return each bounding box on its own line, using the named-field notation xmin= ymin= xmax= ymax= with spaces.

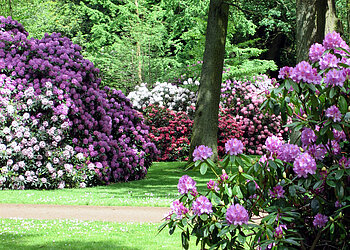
xmin=301 ymin=128 xmax=317 ymax=147
xmin=269 ymin=185 xmax=285 ymax=198
xmin=192 ymin=196 xmax=213 ymax=216
xmin=225 ymin=138 xmax=244 ymax=155
xmin=265 ymin=135 xmax=283 ymax=154
xmin=220 ymin=170 xmax=229 ymax=182
xmin=277 ymin=143 xmax=301 ymax=162
xmin=333 ymin=129 xmax=346 ymax=142
xmin=177 ymin=175 xmax=196 ymax=195
xmin=278 ymin=66 xmax=293 ymax=79
xmin=313 ymin=213 xmax=328 ymax=228
xmin=170 ymin=200 xmax=189 ymax=219
xmin=308 ymin=144 xmax=327 ymax=160
xmin=207 ymin=179 xmax=219 ymax=192
xmin=274 ymin=224 xmax=287 ymax=239
xmin=323 ymin=31 xmax=345 ymax=49
xmin=324 ymin=69 xmax=346 ymax=87
xmin=290 ymin=61 xmax=321 ymax=84
xmin=226 ymin=203 xmax=249 ymax=225
xmin=325 ymin=105 xmax=342 ymax=122
xmin=293 ymin=152 xmax=317 ymax=178
xmin=192 ymin=145 xmax=213 ymax=161
xmin=309 ymin=43 xmax=325 ymax=62
xmin=319 ymin=53 xmax=340 ymax=70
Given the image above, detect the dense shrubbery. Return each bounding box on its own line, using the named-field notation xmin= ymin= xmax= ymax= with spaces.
xmin=129 ymin=75 xmax=283 ymax=160
xmin=127 ymin=81 xmax=197 ymax=114
xmin=221 ymin=75 xmax=288 ymax=155
xmin=161 ymin=32 xmax=349 ymax=250
xmin=0 ymin=16 xmax=157 ymax=189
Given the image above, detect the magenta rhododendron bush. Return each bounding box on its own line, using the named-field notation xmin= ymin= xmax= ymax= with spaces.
xmin=0 ymin=16 xmax=157 ymax=189
xmin=160 ymin=32 xmax=349 ymax=249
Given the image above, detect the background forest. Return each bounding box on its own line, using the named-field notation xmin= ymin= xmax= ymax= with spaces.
xmin=0 ymin=0 xmax=293 ymax=92
xmin=1 ymin=0 xmax=349 ymax=93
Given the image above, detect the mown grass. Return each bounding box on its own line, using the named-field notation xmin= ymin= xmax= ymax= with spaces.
xmin=0 ymin=162 xmax=216 ymax=207
xmin=0 ymin=218 xmax=196 ymax=250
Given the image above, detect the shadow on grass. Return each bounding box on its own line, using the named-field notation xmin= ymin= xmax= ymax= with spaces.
xmin=95 ymin=162 xmax=217 ymax=198
xmin=0 ymin=232 xmax=141 ymax=250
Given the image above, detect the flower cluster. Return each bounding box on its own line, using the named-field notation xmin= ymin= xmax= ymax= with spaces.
xmin=192 ymin=145 xmax=213 ymax=162
xmin=0 ymin=17 xmax=157 ymax=189
xmin=127 ymin=82 xmax=196 ymax=114
xmin=226 ymin=203 xmax=249 ymax=226
xmin=142 ymin=104 xmax=243 ymax=161
xmin=221 ymin=75 xmax=287 ymax=155
xmin=162 ymin=31 xmax=349 ymax=250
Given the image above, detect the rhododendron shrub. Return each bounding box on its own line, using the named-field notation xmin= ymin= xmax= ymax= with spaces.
xmin=142 ymin=105 xmax=193 ymax=161
xmin=142 ymin=105 xmax=243 ymax=161
xmin=0 ymin=16 xmax=157 ymax=189
xmin=0 ymin=75 xmax=99 ymax=189
xmin=127 ymin=81 xmax=196 ymax=114
xmin=221 ymin=75 xmax=287 ymax=155
xmin=160 ymin=32 xmax=349 ymax=249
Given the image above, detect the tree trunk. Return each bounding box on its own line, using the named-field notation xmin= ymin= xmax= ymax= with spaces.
xmin=296 ymin=0 xmax=326 ymax=62
xmin=189 ymin=0 xmax=229 ymax=161
xmin=135 ymin=0 xmax=143 ymax=83
xmin=293 ymin=0 xmax=339 ymax=144
xmin=325 ymin=0 xmax=341 ymax=34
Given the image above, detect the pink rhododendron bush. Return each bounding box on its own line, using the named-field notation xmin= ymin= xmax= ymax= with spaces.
xmin=128 ymin=75 xmax=283 ymax=160
xmin=0 ymin=17 xmax=157 ymax=189
xmin=160 ymin=32 xmax=349 ymax=249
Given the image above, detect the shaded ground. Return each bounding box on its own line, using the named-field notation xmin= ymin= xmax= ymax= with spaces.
xmin=0 ymin=203 xmax=170 ymax=223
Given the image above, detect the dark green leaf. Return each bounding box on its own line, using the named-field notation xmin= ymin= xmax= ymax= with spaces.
xmin=332 ymin=123 xmax=343 ymax=132
xmin=313 ymin=180 xmax=323 ymax=190
xmin=242 ymin=173 xmax=255 ymax=181
xmin=329 ymin=88 xmax=336 ymax=98
xmin=311 ymin=199 xmax=320 ymax=213
xmin=336 ymin=185 xmax=344 ymax=199
xmin=339 ymin=96 xmax=348 ymax=114
xmin=335 ymin=169 xmax=344 ymax=180
xmin=200 ymin=163 xmax=208 ymax=175
xmin=181 ymin=231 xmax=189 ymax=250
xmin=200 ymin=214 xmax=208 ymax=221
xmin=289 ymin=185 xmax=296 ymax=197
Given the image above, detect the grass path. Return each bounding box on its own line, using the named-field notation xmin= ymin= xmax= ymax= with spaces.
xmin=0 ymin=162 xmax=216 ymax=207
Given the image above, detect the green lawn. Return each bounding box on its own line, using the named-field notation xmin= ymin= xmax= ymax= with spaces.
xmin=0 ymin=162 xmax=217 ymax=250
xmin=0 ymin=218 xmax=195 ymax=250
xmin=0 ymin=162 xmax=216 ymax=207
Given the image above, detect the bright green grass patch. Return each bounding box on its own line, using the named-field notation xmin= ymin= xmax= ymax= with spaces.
xmin=0 ymin=218 xmax=196 ymax=250
xmin=0 ymin=162 xmax=216 ymax=207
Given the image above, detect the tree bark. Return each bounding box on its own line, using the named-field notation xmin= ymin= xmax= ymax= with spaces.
xmin=135 ymin=0 xmax=143 ymax=83
xmin=296 ymin=0 xmax=326 ymax=62
xmin=189 ymin=0 xmax=229 ymax=161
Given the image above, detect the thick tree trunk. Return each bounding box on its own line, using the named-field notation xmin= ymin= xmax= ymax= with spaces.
xmin=293 ymin=0 xmax=339 ymax=144
xmin=296 ymin=0 xmax=326 ymax=62
xmin=189 ymin=0 xmax=229 ymax=161
xmin=135 ymin=0 xmax=142 ymax=83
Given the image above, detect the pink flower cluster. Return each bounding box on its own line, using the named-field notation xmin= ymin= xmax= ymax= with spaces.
xmin=177 ymin=175 xmax=197 ymax=195
xmin=192 ymin=196 xmax=213 ymax=216
xmin=226 ymin=203 xmax=249 ymax=225
xmin=193 ymin=145 xmax=213 ymax=162
xmin=225 ymin=138 xmax=244 ymax=155
xmin=293 ymin=152 xmax=317 ymax=178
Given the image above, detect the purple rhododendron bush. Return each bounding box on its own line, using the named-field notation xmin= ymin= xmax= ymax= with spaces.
xmin=160 ymin=32 xmax=349 ymax=249
xmin=0 ymin=16 xmax=157 ymax=189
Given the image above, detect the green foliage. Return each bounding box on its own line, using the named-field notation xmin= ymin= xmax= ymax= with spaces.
xmin=160 ymin=34 xmax=350 ymax=249
xmin=2 ymin=0 xmax=296 ymax=92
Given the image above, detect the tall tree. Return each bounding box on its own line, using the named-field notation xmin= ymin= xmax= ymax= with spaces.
xmin=189 ymin=0 xmax=229 ymax=161
xmin=296 ymin=0 xmax=340 ymax=62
